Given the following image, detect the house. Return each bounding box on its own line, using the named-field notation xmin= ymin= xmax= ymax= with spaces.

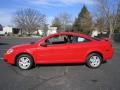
xmin=33 ymin=27 xmax=57 ymax=36
xmin=91 ymin=30 xmax=99 ymax=37
xmin=47 ymin=27 xmax=57 ymax=36
xmin=0 ymin=26 xmax=12 ymax=35
xmin=0 ymin=26 xmax=21 ymax=35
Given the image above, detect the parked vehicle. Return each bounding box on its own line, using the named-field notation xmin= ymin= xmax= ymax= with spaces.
xmin=4 ymin=32 xmax=114 ymax=70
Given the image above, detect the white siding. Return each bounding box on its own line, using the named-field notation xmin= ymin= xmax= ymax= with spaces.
xmin=91 ymin=30 xmax=99 ymax=37
xmin=47 ymin=27 xmax=57 ymax=36
xmin=0 ymin=26 xmax=13 ymax=35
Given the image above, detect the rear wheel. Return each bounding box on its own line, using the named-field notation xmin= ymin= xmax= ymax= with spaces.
xmin=16 ymin=54 xmax=34 ymax=70
xmin=86 ymin=53 xmax=102 ymax=68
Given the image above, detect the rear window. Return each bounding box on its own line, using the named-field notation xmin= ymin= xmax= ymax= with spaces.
xmin=91 ymin=37 xmax=101 ymax=41
xmin=71 ymin=36 xmax=91 ymax=43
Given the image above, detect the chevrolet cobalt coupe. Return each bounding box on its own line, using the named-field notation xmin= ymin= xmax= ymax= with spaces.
xmin=4 ymin=32 xmax=113 ymax=70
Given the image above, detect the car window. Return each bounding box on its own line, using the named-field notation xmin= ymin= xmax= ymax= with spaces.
xmin=45 ymin=35 xmax=90 ymax=45
xmin=71 ymin=36 xmax=90 ymax=43
xmin=45 ymin=35 xmax=69 ymax=45
xmin=78 ymin=37 xmax=85 ymax=42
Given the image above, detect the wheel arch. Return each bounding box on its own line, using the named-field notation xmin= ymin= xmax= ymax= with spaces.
xmin=86 ymin=51 xmax=104 ymax=61
xmin=15 ymin=52 xmax=35 ymax=65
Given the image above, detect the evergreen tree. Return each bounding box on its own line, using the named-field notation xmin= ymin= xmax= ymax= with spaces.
xmin=73 ymin=18 xmax=79 ymax=32
xmin=51 ymin=17 xmax=61 ymax=31
xmin=73 ymin=5 xmax=92 ymax=34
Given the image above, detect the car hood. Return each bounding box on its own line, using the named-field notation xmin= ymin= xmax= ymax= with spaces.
xmin=11 ymin=44 xmax=35 ymax=50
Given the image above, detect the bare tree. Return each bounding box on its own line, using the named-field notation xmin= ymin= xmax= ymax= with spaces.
xmin=95 ymin=0 xmax=120 ymax=38
xmin=13 ymin=8 xmax=46 ymax=35
xmin=43 ymin=24 xmax=48 ymax=36
xmin=95 ymin=17 xmax=105 ymax=33
xmin=58 ymin=12 xmax=72 ymax=31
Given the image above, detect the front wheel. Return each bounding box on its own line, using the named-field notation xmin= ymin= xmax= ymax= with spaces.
xmin=16 ymin=54 xmax=34 ymax=70
xmin=86 ymin=53 xmax=102 ymax=68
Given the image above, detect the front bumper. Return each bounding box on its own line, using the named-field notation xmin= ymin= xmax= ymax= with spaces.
xmin=3 ymin=53 xmax=15 ymax=64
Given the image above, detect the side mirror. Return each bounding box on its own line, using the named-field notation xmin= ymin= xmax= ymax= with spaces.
xmin=40 ymin=43 xmax=47 ymax=47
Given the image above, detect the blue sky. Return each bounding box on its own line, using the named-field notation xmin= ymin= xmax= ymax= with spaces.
xmin=0 ymin=0 xmax=97 ymax=26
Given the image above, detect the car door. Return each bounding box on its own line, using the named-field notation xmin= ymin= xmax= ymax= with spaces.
xmin=67 ymin=36 xmax=92 ymax=62
xmin=36 ymin=34 xmax=72 ymax=63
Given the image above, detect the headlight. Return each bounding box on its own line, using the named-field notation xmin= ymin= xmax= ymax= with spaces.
xmin=6 ymin=49 xmax=14 ymax=54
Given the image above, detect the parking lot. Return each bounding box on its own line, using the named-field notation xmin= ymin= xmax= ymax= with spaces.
xmin=0 ymin=36 xmax=120 ymax=90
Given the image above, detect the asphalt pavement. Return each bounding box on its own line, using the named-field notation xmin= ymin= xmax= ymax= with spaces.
xmin=0 ymin=36 xmax=120 ymax=90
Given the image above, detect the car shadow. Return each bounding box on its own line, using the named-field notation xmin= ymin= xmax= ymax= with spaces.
xmin=35 ymin=63 xmax=85 ymax=68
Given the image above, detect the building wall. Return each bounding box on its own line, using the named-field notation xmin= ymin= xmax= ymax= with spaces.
xmin=36 ymin=27 xmax=57 ymax=36
xmin=47 ymin=27 xmax=57 ymax=36
xmin=0 ymin=26 xmax=13 ymax=35
xmin=91 ymin=30 xmax=99 ymax=37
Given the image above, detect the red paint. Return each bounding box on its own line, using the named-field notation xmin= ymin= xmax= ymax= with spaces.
xmin=4 ymin=32 xmax=114 ymax=65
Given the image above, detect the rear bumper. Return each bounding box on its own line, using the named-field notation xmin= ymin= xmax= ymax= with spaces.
xmin=104 ymin=48 xmax=114 ymax=61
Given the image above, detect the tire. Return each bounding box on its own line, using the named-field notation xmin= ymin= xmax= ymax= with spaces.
xmin=16 ymin=54 xmax=34 ymax=70
xmin=86 ymin=53 xmax=102 ymax=68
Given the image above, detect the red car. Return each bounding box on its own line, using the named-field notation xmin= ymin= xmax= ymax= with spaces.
xmin=4 ymin=32 xmax=113 ymax=70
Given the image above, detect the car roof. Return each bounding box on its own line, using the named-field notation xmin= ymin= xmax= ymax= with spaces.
xmin=52 ymin=32 xmax=84 ymax=35
xmin=49 ymin=32 xmax=91 ymax=39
